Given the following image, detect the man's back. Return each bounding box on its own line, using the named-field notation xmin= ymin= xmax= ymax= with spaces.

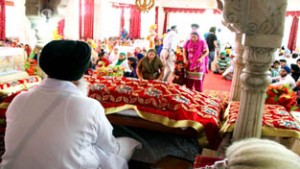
xmin=206 ymin=33 xmax=217 ymax=52
xmin=1 ymin=79 xmax=120 ymax=169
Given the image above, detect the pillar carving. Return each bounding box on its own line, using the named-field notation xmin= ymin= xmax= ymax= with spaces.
xmin=229 ymin=33 xmax=244 ymax=101
xmin=221 ymin=0 xmax=287 ymax=140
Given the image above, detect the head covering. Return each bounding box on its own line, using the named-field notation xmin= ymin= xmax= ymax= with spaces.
xmin=191 ymin=24 xmax=199 ymax=29
xmin=127 ymin=57 xmax=138 ymax=67
xmin=171 ymin=25 xmax=177 ymax=30
xmin=226 ymin=138 xmax=300 ymax=169
xmin=39 ymin=40 xmax=91 ymax=81
xmin=291 ymin=64 xmax=299 ymax=72
xmin=120 ymin=52 xmax=126 ymax=56
xmin=136 ymin=53 xmax=144 ymax=60
xmin=220 ymin=51 xmax=226 ymax=56
xmin=147 ymin=49 xmax=157 ymax=55
xmin=281 ymin=66 xmax=291 ymax=74
xmin=279 ymin=59 xmax=287 ymax=63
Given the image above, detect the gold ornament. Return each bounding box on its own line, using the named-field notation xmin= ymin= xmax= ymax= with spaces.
xmin=135 ymin=0 xmax=155 ymax=12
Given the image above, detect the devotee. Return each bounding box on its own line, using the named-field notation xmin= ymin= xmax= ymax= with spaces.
xmin=169 ymin=60 xmax=186 ymax=86
xmin=108 ymin=47 xmax=119 ymax=64
xmin=270 ymin=60 xmax=280 ymax=79
xmin=297 ymin=58 xmax=300 ymax=68
xmin=136 ymin=53 xmax=144 ymax=61
xmin=134 ymin=47 xmax=142 ymax=57
xmin=191 ymin=23 xmax=200 ymax=33
xmin=279 ymin=59 xmax=288 ymax=68
xmin=206 ymin=26 xmax=219 ymax=70
xmin=137 ymin=49 xmax=164 ymax=80
xmin=29 ymin=45 xmax=42 ymax=61
xmin=222 ymin=54 xmax=235 ymax=80
xmin=161 ymin=25 xmax=179 ymax=82
xmin=24 ymin=44 xmax=32 ymax=57
xmin=214 ymin=51 xmax=231 ymax=74
xmin=95 ymin=50 xmax=110 ymax=68
xmin=291 ymin=63 xmax=300 ymax=82
xmin=291 ymin=53 xmax=299 ymax=64
xmin=124 ymin=57 xmax=138 ymax=78
xmin=183 ymin=32 xmax=209 ymax=92
xmin=111 ymin=52 xmax=130 ymax=72
xmin=271 ymin=66 xmax=296 ymax=88
xmin=200 ymin=138 xmax=300 ymax=169
xmin=120 ymin=28 xmax=129 ymax=40
xmin=0 ymin=40 xmax=134 ymax=169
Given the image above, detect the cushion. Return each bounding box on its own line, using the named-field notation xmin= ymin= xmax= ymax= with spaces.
xmin=221 ymin=101 xmax=300 ymax=139
xmin=87 ymin=76 xmax=224 ymax=148
xmin=116 ymin=137 xmax=142 ymax=161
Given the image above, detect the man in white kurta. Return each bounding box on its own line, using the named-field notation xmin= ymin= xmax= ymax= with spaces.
xmin=271 ymin=65 xmax=296 ymax=89
xmin=161 ymin=25 xmax=179 ymax=82
xmin=0 ymin=40 xmax=128 ymax=169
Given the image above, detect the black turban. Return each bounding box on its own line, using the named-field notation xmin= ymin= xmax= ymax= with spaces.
xmin=39 ymin=40 xmax=91 ymax=81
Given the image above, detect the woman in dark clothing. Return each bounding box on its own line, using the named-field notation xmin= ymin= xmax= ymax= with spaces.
xmin=291 ymin=64 xmax=300 ymax=82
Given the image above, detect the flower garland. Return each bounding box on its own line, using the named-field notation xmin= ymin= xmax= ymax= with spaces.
xmin=95 ymin=65 xmax=125 ymax=77
xmin=266 ymin=85 xmax=298 ymax=112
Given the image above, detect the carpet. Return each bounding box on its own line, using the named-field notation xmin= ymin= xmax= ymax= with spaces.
xmin=203 ymin=71 xmax=232 ymax=92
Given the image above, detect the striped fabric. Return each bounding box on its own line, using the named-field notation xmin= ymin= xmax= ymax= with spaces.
xmin=186 ymin=71 xmax=204 ymax=80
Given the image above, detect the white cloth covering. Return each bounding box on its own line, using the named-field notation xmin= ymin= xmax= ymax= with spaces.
xmin=1 ymin=78 xmax=128 ymax=169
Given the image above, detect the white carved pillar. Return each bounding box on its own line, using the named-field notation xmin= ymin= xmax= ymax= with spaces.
xmin=229 ymin=33 xmax=244 ymax=101
xmin=222 ymin=0 xmax=287 ymax=140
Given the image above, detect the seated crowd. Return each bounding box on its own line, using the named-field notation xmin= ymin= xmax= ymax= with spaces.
xmin=1 ymin=37 xmax=300 ymax=168
xmin=269 ymin=47 xmax=300 ymax=103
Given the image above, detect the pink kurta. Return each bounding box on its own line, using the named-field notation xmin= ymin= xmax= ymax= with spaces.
xmin=183 ymin=38 xmax=208 ymax=92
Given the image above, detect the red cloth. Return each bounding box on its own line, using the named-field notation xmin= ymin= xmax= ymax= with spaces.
xmin=286 ymin=11 xmax=300 ymax=17
xmin=223 ymin=102 xmax=300 ymax=135
xmin=87 ymin=76 xmax=224 ymax=149
xmin=129 ymin=6 xmax=141 ymax=39
xmin=0 ymin=0 xmax=6 ymax=40
xmin=79 ymin=0 xmax=94 ymax=39
xmin=194 ymin=156 xmax=223 ymax=168
xmin=288 ymin=16 xmax=299 ymax=53
xmin=57 ymin=19 xmax=65 ymax=37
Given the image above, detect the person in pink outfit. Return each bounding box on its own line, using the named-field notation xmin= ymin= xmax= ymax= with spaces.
xmin=183 ymin=32 xmax=209 ymax=92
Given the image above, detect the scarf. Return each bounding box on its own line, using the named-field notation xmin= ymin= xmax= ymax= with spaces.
xmin=116 ymin=59 xmax=125 ymax=66
xmin=187 ymin=39 xmax=205 ymax=70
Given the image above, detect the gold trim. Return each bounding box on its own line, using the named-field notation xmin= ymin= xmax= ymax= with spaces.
xmin=0 ymin=102 xmax=9 ymax=109
xmin=221 ymin=123 xmax=300 ymax=139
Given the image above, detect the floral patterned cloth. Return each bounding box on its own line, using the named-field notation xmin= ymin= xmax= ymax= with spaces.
xmin=87 ymin=75 xmax=225 ymax=148
xmin=221 ymin=101 xmax=300 ymax=139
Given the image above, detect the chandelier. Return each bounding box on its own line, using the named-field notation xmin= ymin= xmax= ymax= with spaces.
xmin=135 ymin=0 xmax=155 ymax=12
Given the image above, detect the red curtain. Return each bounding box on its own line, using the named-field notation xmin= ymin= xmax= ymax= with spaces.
xmin=120 ymin=8 xmax=125 ymax=34
xmin=129 ymin=6 xmax=141 ymax=39
xmin=288 ymin=16 xmax=299 ymax=53
xmin=79 ymin=0 xmax=94 ymax=40
xmin=286 ymin=11 xmax=300 ymax=17
xmin=0 ymin=0 xmax=6 ymax=40
xmin=57 ymin=19 xmax=65 ymax=37
xmin=163 ymin=12 xmax=168 ymax=34
xmin=155 ymin=6 xmax=158 ymax=27
xmin=164 ymin=7 xmax=206 ymax=14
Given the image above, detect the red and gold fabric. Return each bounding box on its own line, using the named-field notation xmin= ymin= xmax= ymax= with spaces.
xmin=221 ymin=101 xmax=300 ymax=139
xmin=0 ymin=76 xmax=41 ymax=95
xmin=87 ymin=75 xmax=225 ymax=148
